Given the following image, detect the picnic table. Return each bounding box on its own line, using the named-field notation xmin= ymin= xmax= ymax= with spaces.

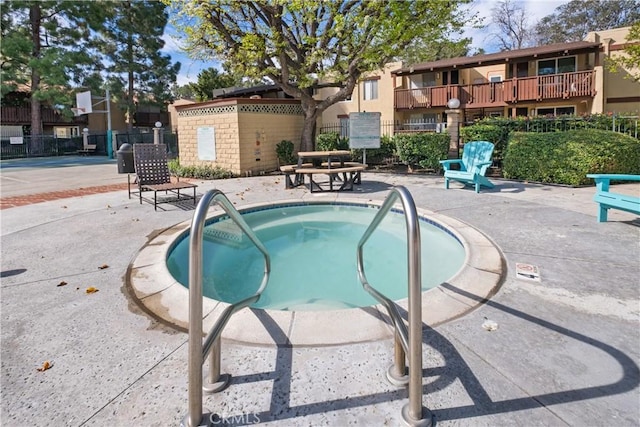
xmin=279 ymin=150 xmax=365 ymax=192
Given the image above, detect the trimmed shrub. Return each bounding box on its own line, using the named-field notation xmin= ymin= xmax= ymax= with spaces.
xmin=168 ymin=159 xmax=235 ymax=179
xmin=275 ymin=140 xmax=296 ymax=165
xmin=395 ymin=132 xmax=450 ymax=172
xmin=316 ymin=132 xmax=349 ymax=151
xmin=503 ymin=129 xmax=640 ymax=186
xmin=351 ymin=135 xmax=397 ymax=164
xmin=460 ymin=124 xmax=508 ymax=164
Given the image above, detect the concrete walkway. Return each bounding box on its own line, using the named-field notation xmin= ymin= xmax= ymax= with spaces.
xmin=1 ymin=157 xmax=639 ymax=426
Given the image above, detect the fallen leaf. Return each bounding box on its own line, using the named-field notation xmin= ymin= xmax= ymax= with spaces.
xmin=107 ymin=205 xmax=111 ymax=208
xmin=86 ymin=287 xmax=99 ymax=294
xmin=98 ymin=264 xmax=109 ymax=270
xmin=61 ymin=206 xmax=67 ymax=209
xmin=36 ymin=361 xmax=52 ymax=372
xmin=57 ymin=281 xmax=68 ymax=287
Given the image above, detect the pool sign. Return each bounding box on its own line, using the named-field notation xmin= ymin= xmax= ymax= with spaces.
xmin=349 ymin=112 xmax=381 ymax=149
xmin=515 ymin=263 xmax=541 ymax=282
xmin=197 ymin=126 xmax=216 ymax=161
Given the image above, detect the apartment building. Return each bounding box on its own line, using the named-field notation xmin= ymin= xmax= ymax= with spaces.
xmin=320 ymin=26 xmax=639 ymax=132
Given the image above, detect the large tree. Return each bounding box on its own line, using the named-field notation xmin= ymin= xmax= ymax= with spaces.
xmin=397 ymin=37 xmax=474 ymax=65
xmin=1 ymin=1 xmax=107 ymax=152
xmin=489 ymin=0 xmax=534 ymax=51
xmin=189 ymin=67 xmax=240 ymax=101
xmin=169 ymin=0 xmax=470 ymax=151
xmin=535 ymin=0 xmax=640 ymax=45
xmin=96 ymin=0 xmax=180 ymax=132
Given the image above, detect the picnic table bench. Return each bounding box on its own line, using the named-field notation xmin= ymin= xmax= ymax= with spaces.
xmin=280 ymin=162 xmax=366 ymax=192
xmin=586 ymin=174 xmax=640 ymax=222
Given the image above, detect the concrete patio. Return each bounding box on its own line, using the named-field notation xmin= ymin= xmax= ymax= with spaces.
xmin=1 ymin=157 xmax=638 ymax=426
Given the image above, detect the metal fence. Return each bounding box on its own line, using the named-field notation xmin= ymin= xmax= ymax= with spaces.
xmin=462 ymin=115 xmax=638 ymax=139
xmin=319 ymin=120 xmax=447 ymax=138
xmin=0 ymin=135 xmax=85 ymax=159
xmin=0 ymin=132 xmax=179 ymax=159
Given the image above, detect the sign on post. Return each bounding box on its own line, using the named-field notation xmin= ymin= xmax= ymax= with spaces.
xmin=348 ymin=112 xmax=381 ymax=149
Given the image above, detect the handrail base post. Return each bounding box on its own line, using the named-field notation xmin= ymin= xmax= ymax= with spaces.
xmin=181 ymin=409 xmax=213 ymax=427
xmin=386 ymin=364 xmax=409 ymax=386
xmin=387 ymin=332 xmax=409 ymax=386
xmin=203 ymin=373 xmax=230 ymax=394
xmin=401 ymin=404 xmax=434 ymax=427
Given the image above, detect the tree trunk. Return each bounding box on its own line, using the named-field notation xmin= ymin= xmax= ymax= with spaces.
xmin=30 ymin=4 xmax=43 ymax=154
xmin=300 ymin=100 xmax=319 ymax=152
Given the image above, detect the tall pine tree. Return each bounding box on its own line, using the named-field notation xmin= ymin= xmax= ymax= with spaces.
xmin=96 ymin=0 xmax=180 ymax=132
xmin=1 ymin=1 xmax=107 ymax=152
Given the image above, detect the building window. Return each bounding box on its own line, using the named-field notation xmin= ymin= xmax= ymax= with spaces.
xmin=489 ymin=75 xmax=503 ymax=83
xmin=537 ymin=56 xmax=576 ymax=75
xmin=363 ymin=79 xmax=378 ymax=100
xmin=536 ymin=106 xmax=575 ymax=116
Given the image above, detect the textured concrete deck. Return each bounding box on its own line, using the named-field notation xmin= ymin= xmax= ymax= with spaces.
xmin=1 ymin=156 xmax=639 ymax=426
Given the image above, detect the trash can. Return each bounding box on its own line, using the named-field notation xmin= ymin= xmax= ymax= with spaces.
xmin=117 ymin=143 xmax=135 ymax=174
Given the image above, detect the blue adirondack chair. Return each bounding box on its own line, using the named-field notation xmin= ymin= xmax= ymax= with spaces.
xmin=440 ymin=141 xmax=495 ymax=193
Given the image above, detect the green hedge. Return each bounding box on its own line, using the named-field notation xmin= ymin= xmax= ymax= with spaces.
xmin=459 ymin=124 xmax=507 ymax=164
xmin=315 ymin=132 xmax=349 ymax=151
xmin=503 ymin=129 xmax=640 ymax=186
xmin=395 ymin=132 xmax=450 ymax=172
xmin=168 ymin=159 xmax=234 ymax=179
xmin=351 ymin=135 xmax=397 ymax=163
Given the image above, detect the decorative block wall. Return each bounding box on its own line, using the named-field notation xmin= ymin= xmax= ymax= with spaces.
xmin=175 ymin=99 xmax=304 ymax=176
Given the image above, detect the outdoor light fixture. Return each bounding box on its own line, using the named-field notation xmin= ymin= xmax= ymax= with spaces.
xmin=153 ymin=122 xmax=162 ymax=144
xmin=83 ymin=128 xmax=89 ymax=133
xmin=447 ymin=98 xmax=460 ymax=109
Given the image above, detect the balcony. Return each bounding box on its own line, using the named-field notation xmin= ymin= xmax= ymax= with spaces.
xmin=1 ymin=106 xmax=88 ymax=125
xmin=394 ymin=70 xmax=596 ymax=110
xmin=133 ymin=112 xmax=170 ymax=127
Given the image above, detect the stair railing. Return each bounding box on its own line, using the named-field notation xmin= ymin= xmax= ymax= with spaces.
xmin=184 ymin=189 xmax=271 ymax=427
xmin=356 ymin=185 xmax=432 ymax=426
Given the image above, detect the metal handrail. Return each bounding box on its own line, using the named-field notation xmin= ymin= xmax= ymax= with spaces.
xmin=185 ymin=189 xmax=271 ymax=427
xmin=356 ymin=186 xmax=432 ymax=426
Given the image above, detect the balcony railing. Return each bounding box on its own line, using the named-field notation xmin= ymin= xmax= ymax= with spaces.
xmin=394 ymin=70 xmax=596 ymax=110
xmin=1 ymin=106 xmax=88 ymax=125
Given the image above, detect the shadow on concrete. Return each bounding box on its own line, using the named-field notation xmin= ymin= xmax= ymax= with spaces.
xmin=208 ymin=284 xmax=639 ymax=425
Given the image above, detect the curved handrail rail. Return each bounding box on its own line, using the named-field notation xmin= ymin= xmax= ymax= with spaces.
xmin=187 ymin=189 xmax=271 ymax=427
xmin=356 ymin=185 xmax=429 ymax=425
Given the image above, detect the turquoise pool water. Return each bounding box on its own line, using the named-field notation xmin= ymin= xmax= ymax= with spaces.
xmin=166 ymin=203 xmax=465 ymax=311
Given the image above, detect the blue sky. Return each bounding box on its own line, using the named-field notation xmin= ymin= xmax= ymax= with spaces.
xmin=162 ymin=0 xmax=571 ymax=86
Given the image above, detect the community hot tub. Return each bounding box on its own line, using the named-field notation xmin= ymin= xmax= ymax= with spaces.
xmin=127 ymin=198 xmax=504 ymax=346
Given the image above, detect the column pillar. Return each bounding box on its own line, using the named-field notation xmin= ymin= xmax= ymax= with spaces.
xmin=445 ymin=107 xmax=462 ymax=159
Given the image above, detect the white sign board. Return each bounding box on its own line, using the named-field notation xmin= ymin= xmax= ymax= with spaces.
xmin=9 ymin=137 xmax=23 ymax=145
xmin=348 ymin=112 xmax=381 ymax=149
xmin=197 ymin=127 xmax=216 ymax=161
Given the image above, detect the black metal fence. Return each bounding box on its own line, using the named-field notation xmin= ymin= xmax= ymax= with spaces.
xmin=0 ymin=132 xmax=179 ymax=159
xmin=115 ymin=132 xmax=179 ymax=157
xmin=319 ymin=120 xmax=447 ymax=138
xmin=462 ymin=115 xmax=639 ymax=139
xmin=0 ymin=135 xmax=85 ymax=159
